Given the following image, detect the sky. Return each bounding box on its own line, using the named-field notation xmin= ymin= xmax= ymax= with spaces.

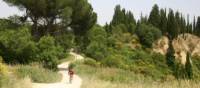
xmin=0 ymin=0 xmax=199 ymax=25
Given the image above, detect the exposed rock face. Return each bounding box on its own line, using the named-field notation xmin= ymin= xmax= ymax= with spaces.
xmin=153 ymin=34 xmax=200 ymax=64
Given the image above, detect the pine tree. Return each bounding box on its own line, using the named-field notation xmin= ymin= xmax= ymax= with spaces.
xmin=148 ymin=4 xmax=160 ymax=28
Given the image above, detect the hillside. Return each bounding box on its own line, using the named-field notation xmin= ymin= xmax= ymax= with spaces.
xmin=153 ymin=34 xmax=200 ymax=64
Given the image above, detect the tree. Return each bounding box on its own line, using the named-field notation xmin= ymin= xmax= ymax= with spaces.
xmin=148 ymin=4 xmax=160 ymax=28
xmin=86 ymin=25 xmax=108 ymax=61
xmin=166 ymin=39 xmax=176 ymax=73
xmin=136 ymin=24 xmax=162 ymax=48
xmin=111 ymin=5 xmax=125 ymax=25
xmin=37 ymin=36 xmax=64 ymax=70
xmin=110 ymin=5 xmax=136 ymax=34
xmin=3 ymin=0 xmax=97 ymax=40
xmin=167 ymin=9 xmax=177 ymax=39
xmin=0 ymin=28 xmax=37 ymax=64
xmin=185 ymin=52 xmax=193 ymax=79
xmin=195 ymin=16 xmax=200 ymax=36
xmin=193 ymin=16 xmax=196 ymax=34
xmin=159 ymin=9 xmax=167 ymax=34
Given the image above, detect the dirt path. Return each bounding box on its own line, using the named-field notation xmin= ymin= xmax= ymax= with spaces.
xmin=32 ymin=52 xmax=84 ymax=88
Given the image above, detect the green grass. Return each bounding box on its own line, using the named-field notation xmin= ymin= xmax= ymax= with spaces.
xmin=15 ymin=65 xmax=62 ymax=83
xmin=74 ymin=62 xmax=200 ymax=88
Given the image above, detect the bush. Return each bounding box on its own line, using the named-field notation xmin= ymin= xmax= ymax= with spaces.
xmin=101 ymin=54 xmax=125 ymax=68
xmin=68 ymin=63 xmax=76 ymax=69
xmin=0 ymin=60 xmax=8 ymax=76
xmin=84 ymin=58 xmax=99 ymax=67
xmin=55 ymin=33 xmax=75 ymax=51
xmin=136 ymin=24 xmax=162 ymax=47
xmin=0 ymin=28 xmax=37 ymax=64
xmin=128 ymin=49 xmax=171 ymax=80
xmin=37 ymin=36 xmax=64 ymax=70
xmin=15 ymin=65 xmax=61 ymax=83
xmin=86 ymin=25 xmax=108 ymax=61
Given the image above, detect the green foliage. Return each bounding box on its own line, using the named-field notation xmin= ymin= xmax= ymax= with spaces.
xmin=110 ymin=5 xmax=136 ymax=34
xmin=128 ymin=49 xmax=171 ymax=79
xmin=195 ymin=17 xmax=200 ymax=36
xmin=0 ymin=28 xmax=37 ymax=64
xmin=0 ymin=59 xmax=8 ymax=76
xmin=84 ymin=58 xmax=99 ymax=67
xmin=15 ymin=65 xmax=61 ymax=83
xmin=167 ymin=9 xmax=177 ymax=38
xmin=159 ymin=9 xmax=167 ymax=34
xmin=86 ymin=25 xmax=108 ymax=61
xmin=191 ymin=56 xmax=200 ymax=80
xmin=3 ymin=0 xmax=97 ymax=42
xmin=55 ymin=33 xmax=75 ymax=51
xmin=101 ymin=54 xmax=125 ymax=68
xmin=185 ymin=52 xmax=193 ymax=79
xmin=166 ymin=40 xmax=176 ymax=70
xmin=37 ymin=36 xmax=63 ymax=70
xmin=136 ymin=24 xmax=162 ymax=47
xmin=68 ymin=63 xmax=76 ymax=70
xmin=148 ymin=4 xmax=160 ymax=28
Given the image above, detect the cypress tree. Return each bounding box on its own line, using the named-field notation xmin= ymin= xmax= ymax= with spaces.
xmin=166 ymin=38 xmax=176 ymax=70
xmin=193 ymin=16 xmax=196 ymax=34
xmin=196 ymin=16 xmax=200 ymax=36
xmin=148 ymin=4 xmax=160 ymax=28
xmin=175 ymin=12 xmax=181 ymax=36
xmin=167 ymin=9 xmax=176 ymax=39
xmin=185 ymin=52 xmax=193 ymax=79
xmin=159 ymin=9 xmax=167 ymax=35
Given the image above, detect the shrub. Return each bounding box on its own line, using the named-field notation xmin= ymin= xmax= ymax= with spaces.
xmin=0 ymin=61 xmax=8 ymax=76
xmin=37 ymin=36 xmax=64 ymax=70
xmin=84 ymin=58 xmax=99 ymax=67
xmin=86 ymin=25 xmax=108 ymax=61
xmin=15 ymin=65 xmax=61 ymax=83
xmin=136 ymin=24 xmax=162 ymax=47
xmin=55 ymin=33 xmax=75 ymax=51
xmin=101 ymin=54 xmax=125 ymax=68
xmin=68 ymin=63 xmax=76 ymax=69
xmin=0 ymin=28 xmax=37 ymax=64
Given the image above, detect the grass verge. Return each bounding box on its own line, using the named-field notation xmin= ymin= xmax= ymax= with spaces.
xmin=74 ymin=62 xmax=200 ymax=88
xmin=15 ymin=65 xmax=62 ymax=83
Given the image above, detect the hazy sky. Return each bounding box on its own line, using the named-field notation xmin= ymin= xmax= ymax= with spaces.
xmin=0 ymin=0 xmax=199 ymax=25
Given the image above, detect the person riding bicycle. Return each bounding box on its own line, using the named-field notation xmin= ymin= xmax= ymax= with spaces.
xmin=68 ymin=63 xmax=75 ymax=84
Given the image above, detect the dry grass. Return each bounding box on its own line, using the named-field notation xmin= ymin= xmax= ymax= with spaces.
xmin=0 ymin=76 xmax=32 ymax=88
xmin=75 ymin=63 xmax=200 ymax=88
xmin=81 ymin=76 xmax=200 ymax=88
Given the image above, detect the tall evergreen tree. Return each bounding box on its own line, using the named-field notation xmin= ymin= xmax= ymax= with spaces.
xmin=185 ymin=52 xmax=193 ymax=79
xmin=175 ymin=11 xmax=181 ymax=36
xmin=193 ymin=16 xmax=196 ymax=34
xmin=111 ymin=5 xmax=124 ymax=25
xmin=159 ymin=9 xmax=167 ymax=35
xmin=140 ymin=13 xmax=148 ymax=24
xmin=195 ymin=16 xmax=200 ymax=36
xmin=167 ymin=9 xmax=177 ymax=39
xmin=148 ymin=4 xmax=160 ymax=28
xmin=166 ymin=39 xmax=176 ymax=72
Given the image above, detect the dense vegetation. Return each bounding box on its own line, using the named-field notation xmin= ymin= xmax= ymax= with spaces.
xmin=1 ymin=1 xmax=200 ymax=87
